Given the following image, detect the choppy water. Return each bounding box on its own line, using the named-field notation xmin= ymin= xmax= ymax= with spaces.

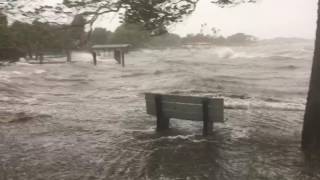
xmin=1 ymin=40 xmax=320 ymax=180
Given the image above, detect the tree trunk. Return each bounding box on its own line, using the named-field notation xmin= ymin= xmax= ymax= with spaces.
xmin=302 ymin=0 xmax=320 ymax=150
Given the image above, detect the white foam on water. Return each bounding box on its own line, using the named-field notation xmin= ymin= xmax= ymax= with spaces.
xmin=0 ymin=40 xmax=315 ymax=179
xmin=122 ymin=127 xmax=155 ymax=133
xmin=216 ymin=48 xmax=235 ymax=59
xmin=224 ymin=97 xmax=305 ymax=111
xmin=12 ymin=71 xmax=23 ymax=75
xmin=16 ymin=61 xmax=32 ymax=66
xmin=34 ymin=70 xmax=46 ymax=74
xmin=0 ymin=73 xmax=10 ymax=82
xmin=234 ymin=129 xmax=250 ymax=139
xmin=71 ymin=51 xmax=94 ymax=62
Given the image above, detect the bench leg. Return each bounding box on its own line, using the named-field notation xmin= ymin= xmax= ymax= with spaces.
xmin=157 ymin=117 xmax=170 ymax=131
xmin=155 ymin=94 xmax=169 ymax=131
xmin=114 ymin=50 xmax=121 ymax=64
xmin=202 ymin=99 xmax=213 ymax=136
xmin=203 ymin=119 xmax=213 ymax=136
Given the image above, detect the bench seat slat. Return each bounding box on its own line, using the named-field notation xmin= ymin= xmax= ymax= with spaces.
xmin=146 ymin=97 xmax=224 ymax=122
xmin=146 ymin=101 xmax=203 ymax=121
xmin=146 ymin=93 xmax=207 ymax=104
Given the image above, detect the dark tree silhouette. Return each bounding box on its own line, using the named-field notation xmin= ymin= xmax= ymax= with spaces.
xmin=226 ymin=33 xmax=257 ymax=44
xmin=110 ymin=23 xmax=151 ymax=48
xmin=0 ymin=13 xmax=11 ymax=48
xmin=90 ymin=28 xmax=112 ymax=45
xmin=0 ymin=12 xmax=7 ymax=27
xmin=302 ymin=0 xmax=320 ymax=151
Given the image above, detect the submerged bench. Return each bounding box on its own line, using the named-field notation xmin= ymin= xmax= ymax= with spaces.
xmin=91 ymin=44 xmax=130 ymax=67
xmin=145 ymin=93 xmax=224 ymax=136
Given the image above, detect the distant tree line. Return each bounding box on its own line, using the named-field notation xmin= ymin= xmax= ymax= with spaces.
xmin=90 ymin=23 xmax=257 ymax=48
xmin=0 ymin=11 xmax=256 ymax=62
xmin=0 ymin=13 xmax=86 ymax=62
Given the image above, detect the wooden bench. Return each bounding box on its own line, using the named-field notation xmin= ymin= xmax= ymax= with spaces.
xmin=145 ymin=93 xmax=224 ymax=136
xmin=91 ymin=44 xmax=130 ymax=67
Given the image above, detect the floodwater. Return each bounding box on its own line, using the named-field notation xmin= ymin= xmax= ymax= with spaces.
xmin=1 ymin=39 xmax=320 ymax=180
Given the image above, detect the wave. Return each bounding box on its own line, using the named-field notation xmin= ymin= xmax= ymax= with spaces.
xmin=267 ymin=55 xmax=300 ymax=61
xmin=165 ymin=88 xmax=305 ymax=112
xmin=276 ymin=65 xmax=299 ymax=70
xmin=207 ymin=48 xmax=303 ymax=60
xmin=224 ymin=96 xmax=305 ymax=111
xmin=215 ymin=48 xmax=236 ymax=59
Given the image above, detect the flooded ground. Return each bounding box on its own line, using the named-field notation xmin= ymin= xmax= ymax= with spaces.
xmin=1 ymin=40 xmax=320 ymax=180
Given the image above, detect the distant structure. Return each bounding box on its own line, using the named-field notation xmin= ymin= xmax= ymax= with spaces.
xmin=91 ymin=44 xmax=130 ymax=67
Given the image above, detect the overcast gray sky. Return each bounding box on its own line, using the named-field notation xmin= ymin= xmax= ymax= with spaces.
xmin=95 ymin=0 xmax=318 ymax=39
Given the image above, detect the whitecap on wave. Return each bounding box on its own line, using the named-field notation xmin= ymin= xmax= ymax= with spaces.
xmin=224 ymin=96 xmax=305 ymax=111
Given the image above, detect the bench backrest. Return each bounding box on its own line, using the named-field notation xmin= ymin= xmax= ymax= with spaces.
xmin=145 ymin=93 xmax=224 ymax=122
